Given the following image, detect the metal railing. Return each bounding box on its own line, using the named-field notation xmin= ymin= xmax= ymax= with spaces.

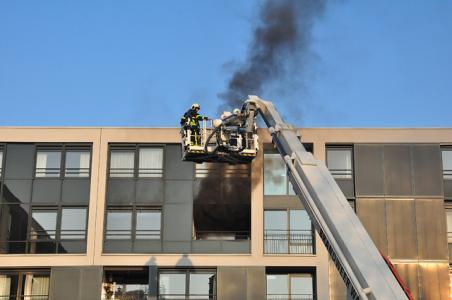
xmin=264 ymin=230 xmax=314 ymax=254
xmin=328 ymin=168 xmax=353 ymax=179
xmin=266 ymin=294 xmax=313 ymax=300
xmin=158 ymin=294 xmax=216 ymax=300
xmin=444 ymin=169 xmax=452 ymax=179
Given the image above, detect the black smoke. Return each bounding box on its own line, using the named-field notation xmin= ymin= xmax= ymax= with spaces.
xmin=219 ymin=0 xmax=326 ymax=111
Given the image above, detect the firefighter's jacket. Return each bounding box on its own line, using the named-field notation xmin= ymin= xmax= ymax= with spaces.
xmin=180 ymin=109 xmax=207 ymax=128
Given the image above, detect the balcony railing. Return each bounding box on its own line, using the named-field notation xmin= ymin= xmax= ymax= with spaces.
xmin=264 ymin=230 xmax=314 ymax=254
xmin=194 ymin=231 xmax=250 ymax=241
xmin=267 ymin=294 xmax=313 ymax=300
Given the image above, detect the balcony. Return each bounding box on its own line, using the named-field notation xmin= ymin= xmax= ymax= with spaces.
xmin=264 ymin=230 xmax=314 ymax=254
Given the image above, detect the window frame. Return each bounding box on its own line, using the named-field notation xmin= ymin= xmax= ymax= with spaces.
xmin=104 ymin=206 xmax=163 ymax=242
xmin=28 ymin=205 xmax=88 ymax=253
xmin=108 ymin=144 xmax=165 ymax=179
xmin=158 ymin=269 xmax=216 ymax=299
xmin=325 ymin=145 xmax=354 ymax=180
xmin=0 ymin=269 xmax=51 ymax=300
xmin=0 ymin=144 xmax=4 ymax=178
xmin=442 ymin=146 xmax=452 ymax=180
xmin=34 ymin=144 xmax=92 ymax=179
xmin=266 ymin=271 xmax=315 ymax=300
xmin=264 ymin=209 xmax=315 ymax=255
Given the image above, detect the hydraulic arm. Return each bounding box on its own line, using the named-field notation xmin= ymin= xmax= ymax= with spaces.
xmin=244 ymin=96 xmax=409 ymax=300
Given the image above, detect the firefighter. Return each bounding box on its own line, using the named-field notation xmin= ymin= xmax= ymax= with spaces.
xmin=180 ymin=103 xmax=209 ymax=145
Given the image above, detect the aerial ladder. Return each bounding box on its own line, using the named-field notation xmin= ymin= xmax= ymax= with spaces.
xmin=181 ymin=96 xmax=412 ymax=299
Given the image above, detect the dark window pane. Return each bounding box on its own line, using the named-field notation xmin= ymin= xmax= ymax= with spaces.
xmin=31 ymin=210 xmax=57 ymax=240
xmin=138 ymin=148 xmax=163 ymax=178
xmin=0 ymin=203 xmax=29 ymax=252
xmin=103 ymin=269 xmax=149 ymax=299
xmin=110 ymin=151 xmax=135 ymax=177
xmin=61 ymin=208 xmax=87 ymax=239
xmin=106 ymin=211 xmax=132 ymax=239
xmin=136 ymin=210 xmax=161 ymax=239
xmin=65 ymin=151 xmax=90 ymax=177
xmin=35 ymin=151 xmax=61 ymax=177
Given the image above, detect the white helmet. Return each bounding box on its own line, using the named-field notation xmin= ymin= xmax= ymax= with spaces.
xmin=233 ymin=108 xmax=240 ymax=115
xmin=191 ymin=103 xmax=200 ymax=109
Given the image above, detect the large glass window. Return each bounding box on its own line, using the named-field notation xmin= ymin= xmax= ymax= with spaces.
xmin=106 ymin=208 xmax=161 ymax=240
xmin=446 ymin=210 xmax=452 ymax=243
xmin=264 ymin=153 xmax=295 ymax=196
xmin=159 ymin=270 xmax=216 ymax=299
xmin=35 ymin=150 xmax=61 ymax=177
xmin=0 ymin=270 xmax=50 ymax=300
xmin=326 ymin=146 xmax=353 ymax=179
xmin=109 ymin=145 xmax=164 ymax=178
xmin=65 ymin=150 xmax=91 ymax=177
xmin=264 ymin=209 xmax=314 ymax=254
xmin=29 ymin=207 xmax=88 ymax=253
xmin=442 ymin=147 xmax=452 ymax=179
xmin=266 ymin=273 xmax=314 ymax=300
xmin=0 ymin=149 xmax=3 ymax=178
xmin=35 ymin=145 xmax=91 ymax=178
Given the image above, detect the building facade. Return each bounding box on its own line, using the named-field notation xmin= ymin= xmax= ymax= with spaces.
xmin=0 ymin=127 xmax=451 ymax=300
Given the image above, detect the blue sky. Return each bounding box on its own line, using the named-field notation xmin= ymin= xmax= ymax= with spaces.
xmin=1 ymin=1 xmax=451 ymax=127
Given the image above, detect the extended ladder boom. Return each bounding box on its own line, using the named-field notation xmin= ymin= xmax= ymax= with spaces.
xmin=247 ymin=96 xmax=408 ymax=300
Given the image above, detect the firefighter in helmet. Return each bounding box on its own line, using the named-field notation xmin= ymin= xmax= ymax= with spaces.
xmin=180 ymin=103 xmax=209 ymax=145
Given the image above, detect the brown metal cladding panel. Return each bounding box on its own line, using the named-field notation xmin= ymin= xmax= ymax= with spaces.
xmin=384 ymin=145 xmax=413 ymax=196
xmin=412 ymin=145 xmax=443 ymax=197
xmin=328 ymin=259 xmax=347 ymax=300
xmin=354 ymin=145 xmax=384 ymax=197
xmin=246 ymin=267 xmax=266 ymax=300
xmin=386 ymin=199 xmax=418 ymax=259
xmin=356 ymin=198 xmax=388 ymax=254
xmin=394 ymin=264 xmax=420 ymax=300
xmin=415 ymin=199 xmax=448 ymax=260
xmin=419 ymin=263 xmax=449 ymax=300
xmin=217 ymin=267 xmax=246 ymax=300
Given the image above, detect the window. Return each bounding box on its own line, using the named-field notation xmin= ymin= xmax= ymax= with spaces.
xmin=106 ymin=208 xmax=161 ymax=240
xmin=103 ymin=269 xmax=150 ymax=300
xmin=326 ymin=146 xmax=353 ymax=179
xmin=29 ymin=207 xmax=88 ymax=253
xmin=35 ymin=150 xmax=61 ymax=177
xmin=266 ymin=273 xmax=314 ymax=300
xmin=442 ymin=147 xmax=452 ymax=179
xmin=159 ymin=270 xmax=216 ymax=299
xmin=0 ymin=149 xmax=3 ymax=178
xmin=109 ymin=145 xmax=164 ymax=178
xmin=446 ymin=209 xmax=452 ymax=243
xmin=35 ymin=145 xmax=91 ymax=178
xmin=0 ymin=270 xmax=50 ymax=300
xmin=264 ymin=153 xmax=295 ymax=196
xmin=65 ymin=150 xmax=90 ymax=177
xmin=264 ymin=210 xmax=314 ymax=254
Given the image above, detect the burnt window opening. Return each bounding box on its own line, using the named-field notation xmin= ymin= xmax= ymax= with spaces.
xmin=103 ymin=268 xmax=150 ymax=299
xmin=193 ymin=163 xmax=251 ymax=241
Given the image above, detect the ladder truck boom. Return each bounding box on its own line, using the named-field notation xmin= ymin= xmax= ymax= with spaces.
xmin=245 ymin=96 xmax=409 ymax=300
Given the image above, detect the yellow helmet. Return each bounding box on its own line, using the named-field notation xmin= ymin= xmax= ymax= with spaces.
xmin=191 ymin=103 xmax=200 ymax=109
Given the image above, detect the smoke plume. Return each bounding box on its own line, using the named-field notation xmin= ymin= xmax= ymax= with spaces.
xmin=218 ymin=0 xmax=326 ymax=111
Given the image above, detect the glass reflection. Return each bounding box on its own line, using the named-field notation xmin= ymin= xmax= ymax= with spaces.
xmin=61 ymin=208 xmax=87 ymax=239
xmin=31 ymin=210 xmax=57 ymax=239
xmin=36 ymin=151 xmax=61 ymax=177
xmin=65 ymin=151 xmax=90 ymax=177
xmin=136 ymin=210 xmax=161 ymax=239
xmin=106 ymin=211 xmax=132 ymax=239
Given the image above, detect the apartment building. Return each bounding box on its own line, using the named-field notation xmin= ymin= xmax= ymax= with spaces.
xmin=0 ymin=127 xmax=451 ymax=300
